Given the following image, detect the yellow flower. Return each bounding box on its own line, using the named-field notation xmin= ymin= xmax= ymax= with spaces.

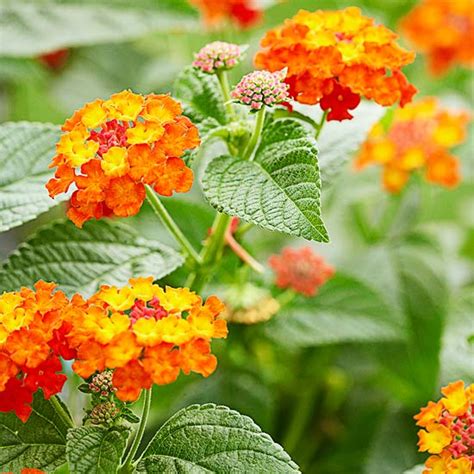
xmin=417 ymin=424 xmax=452 ymax=454
xmin=105 ymin=90 xmax=144 ymax=121
xmin=132 ymin=318 xmax=163 ymax=346
xmin=159 ymin=315 xmax=191 ymax=345
xmin=441 ymin=380 xmax=469 ymax=416
xmin=129 ymin=277 xmax=156 ymax=301
xmin=156 ymin=287 xmax=200 ymax=314
xmin=141 ymin=95 xmax=182 ymax=124
xmin=399 ymin=147 xmax=426 ymax=170
xmin=101 ymin=147 xmax=129 ymax=177
xmin=415 ymin=401 xmax=443 ymax=427
xmin=96 ymin=286 xmax=135 ymax=311
xmin=57 ymin=126 xmax=99 ymax=167
xmin=126 ymin=121 xmax=165 ymax=145
xmin=80 ymin=99 xmax=107 ymax=129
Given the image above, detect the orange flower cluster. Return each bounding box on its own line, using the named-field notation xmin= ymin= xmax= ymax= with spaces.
xmin=269 ymin=247 xmax=334 ymax=297
xmin=46 ymin=90 xmax=199 ymax=227
xmin=355 ymin=98 xmax=470 ymax=193
xmin=401 ymin=0 xmax=474 ymax=76
xmin=255 ymin=7 xmax=417 ymax=121
xmin=0 ymin=282 xmax=73 ymax=421
xmin=189 ymin=0 xmax=262 ymax=29
xmin=415 ymin=380 xmax=473 ymax=473
xmin=63 ymin=277 xmax=227 ymax=402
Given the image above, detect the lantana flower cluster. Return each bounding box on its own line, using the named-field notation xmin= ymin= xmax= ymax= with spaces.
xmin=0 ymin=282 xmax=73 ymax=421
xmin=46 ymin=90 xmax=199 ymax=227
xmin=189 ymin=0 xmax=262 ymax=29
xmin=269 ymin=247 xmax=335 ymax=297
xmin=0 ymin=278 xmax=227 ymax=421
xmin=415 ymin=380 xmax=473 ymax=473
xmin=355 ymin=98 xmax=470 ymax=193
xmin=255 ymin=7 xmax=417 ymax=121
xmin=64 ymin=277 xmax=227 ymax=402
xmin=231 ymin=69 xmax=290 ymax=110
xmin=193 ymin=41 xmax=244 ymax=74
xmin=401 ymin=0 xmax=474 ymax=76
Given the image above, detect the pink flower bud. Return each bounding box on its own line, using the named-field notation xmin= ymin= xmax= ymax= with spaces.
xmin=193 ymin=41 xmax=245 ymax=74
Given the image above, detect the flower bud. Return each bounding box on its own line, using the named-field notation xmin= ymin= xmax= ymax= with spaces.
xmin=231 ymin=69 xmax=289 ymax=110
xmin=193 ymin=41 xmax=245 ymax=74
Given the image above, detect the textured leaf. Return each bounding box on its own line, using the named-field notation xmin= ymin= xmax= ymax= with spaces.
xmin=66 ymin=425 xmax=129 ymax=474
xmin=0 ymin=122 xmax=62 ymax=232
xmin=0 ymin=0 xmax=196 ymax=57
xmin=266 ymin=275 xmax=404 ymax=347
xmin=137 ymin=404 xmax=300 ymax=473
xmin=0 ymin=219 xmax=184 ymax=296
xmin=293 ymin=102 xmax=385 ymax=186
xmin=203 ymin=118 xmax=328 ymax=242
xmin=174 ymin=66 xmax=228 ymax=125
xmin=0 ymin=393 xmax=71 ymax=472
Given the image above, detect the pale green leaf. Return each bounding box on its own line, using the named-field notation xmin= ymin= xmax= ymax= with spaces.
xmin=66 ymin=425 xmax=129 ymax=474
xmin=293 ymin=102 xmax=385 ymax=185
xmin=0 ymin=219 xmax=184 ymax=296
xmin=0 ymin=0 xmax=196 ymax=57
xmin=266 ymin=274 xmax=404 ymax=347
xmin=174 ymin=66 xmax=228 ymax=125
xmin=202 ymin=118 xmax=328 ymax=242
xmin=0 ymin=122 xmax=62 ymax=232
xmin=0 ymin=393 xmax=71 ymax=472
xmin=137 ymin=404 xmax=300 ymax=473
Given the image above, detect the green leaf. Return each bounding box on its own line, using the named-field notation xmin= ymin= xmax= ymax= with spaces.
xmin=174 ymin=66 xmax=228 ymax=125
xmin=395 ymin=243 xmax=448 ymax=402
xmin=0 ymin=219 xmax=184 ymax=296
xmin=441 ymin=287 xmax=474 ymax=383
xmin=66 ymin=425 xmax=129 ymax=474
xmin=403 ymin=466 xmax=424 ymax=474
xmin=0 ymin=0 xmax=196 ymax=57
xmin=137 ymin=404 xmax=300 ymax=473
xmin=293 ymin=102 xmax=385 ymax=186
xmin=0 ymin=122 xmax=62 ymax=232
xmin=0 ymin=393 xmax=71 ymax=472
xmin=266 ymin=274 xmax=404 ymax=347
xmin=202 ymin=118 xmax=328 ymax=242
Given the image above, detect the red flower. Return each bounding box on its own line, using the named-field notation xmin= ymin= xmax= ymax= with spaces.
xmin=38 ymin=49 xmax=69 ymax=70
xmin=0 ymin=378 xmax=34 ymax=422
xmin=230 ymin=1 xmax=262 ymax=28
xmin=269 ymin=247 xmax=335 ymax=297
xmin=49 ymin=322 xmax=77 ymax=360
xmin=24 ymin=356 xmax=67 ymax=399
xmin=319 ymin=81 xmax=361 ymax=121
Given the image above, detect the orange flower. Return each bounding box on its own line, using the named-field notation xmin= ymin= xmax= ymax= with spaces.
xmin=46 ymin=91 xmax=200 ymax=227
xmin=269 ymin=247 xmax=334 ymax=297
xmin=0 ymin=282 xmax=71 ymax=421
xmin=355 ymin=97 xmax=470 ymax=193
xmin=415 ymin=380 xmax=473 ymax=472
xmin=66 ymin=277 xmax=227 ymax=402
xmin=400 ymin=0 xmax=474 ymax=76
xmin=189 ymin=0 xmax=262 ymax=29
xmin=255 ymin=7 xmax=417 ymax=121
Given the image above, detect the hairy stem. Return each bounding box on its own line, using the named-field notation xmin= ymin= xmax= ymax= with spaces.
xmin=120 ymin=389 xmax=152 ymax=473
xmin=217 ymin=69 xmax=235 ymax=120
xmin=242 ymin=107 xmax=266 ymax=160
xmin=145 ymin=185 xmax=202 ymax=266
xmin=314 ymin=110 xmax=328 ymax=140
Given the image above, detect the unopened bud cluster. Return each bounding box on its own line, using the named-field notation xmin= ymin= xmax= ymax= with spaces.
xmin=89 ymin=401 xmax=120 ymax=425
xmin=231 ymin=69 xmax=289 ymax=110
xmin=89 ymin=370 xmax=116 ymax=397
xmin=193 ymin=41 xmax=244 ymax=74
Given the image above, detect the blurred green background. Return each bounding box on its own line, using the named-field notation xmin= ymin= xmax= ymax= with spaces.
xmin=0 ymin=1 xmax=472 ymax=473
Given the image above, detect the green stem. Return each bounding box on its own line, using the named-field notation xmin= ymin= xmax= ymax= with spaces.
xmin=145 ymin=185 xmax=202 ymax=266
xmin=314 ymin=110 xmax=328 ymax=140
xmin=242 ymin=107 xmax=266 ymax=160
xmin=51 ymin=395 xmax=74 ymax=428
xmin=186 ymin=213 xmax=232 ymax=292
xmin=120 ymin=389 xmax=152 ymax=473
xmin=276 ymin=289 xmax=297 ymax=308
xmin=216 ymin=69 xmax=234 ymax=120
